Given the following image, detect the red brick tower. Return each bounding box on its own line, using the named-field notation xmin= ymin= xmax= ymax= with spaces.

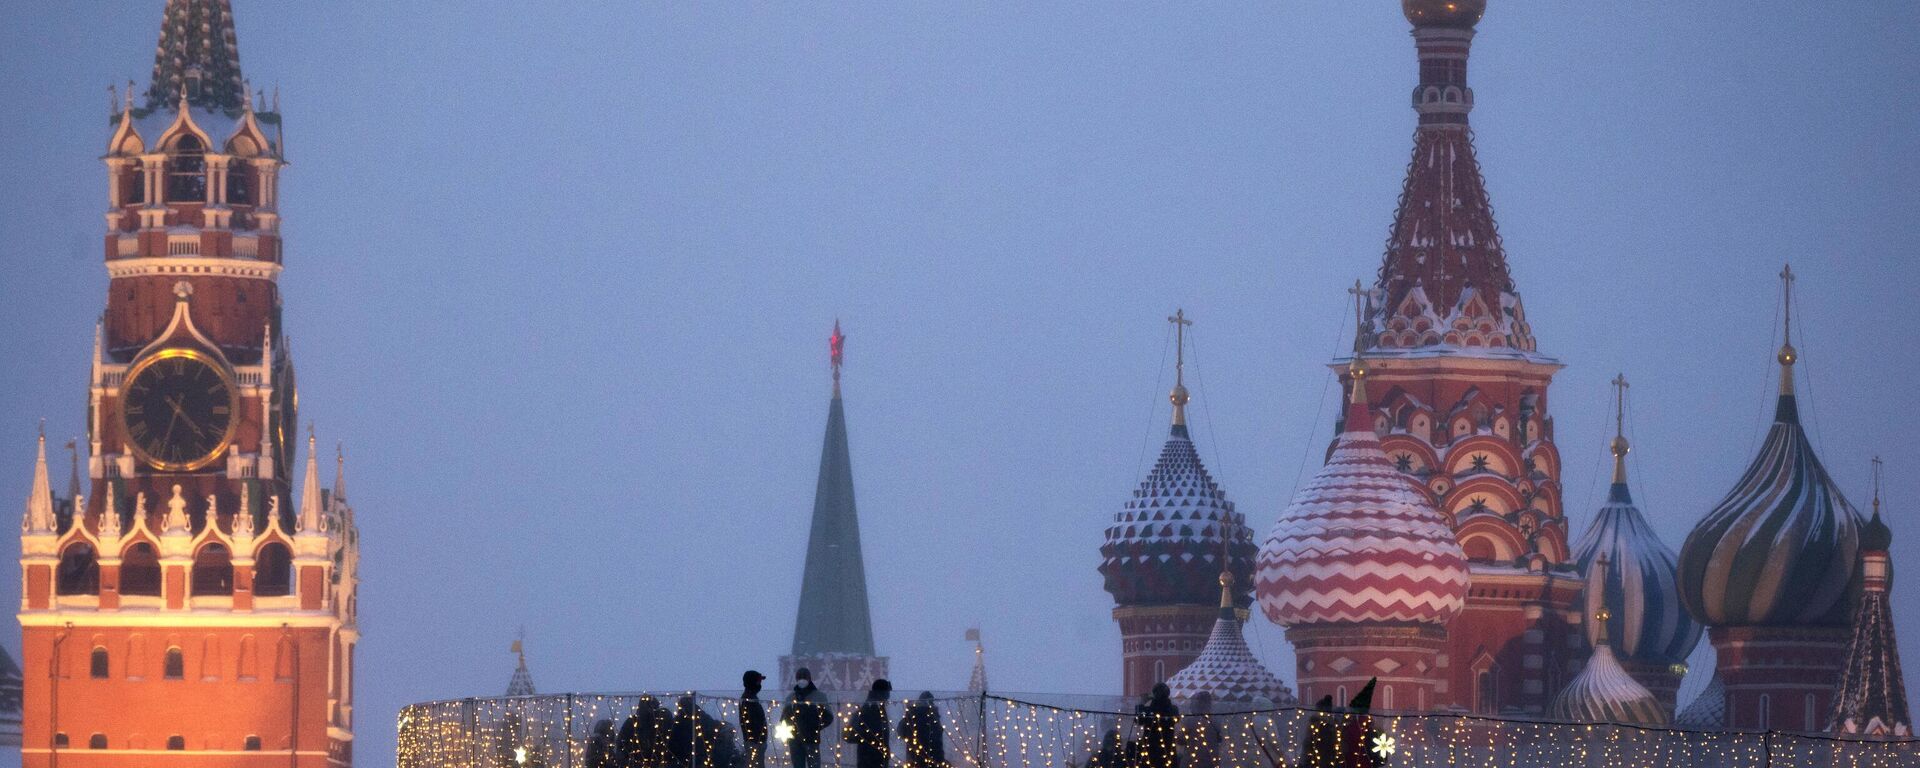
xmin=16 ymin=2 xmax=360 ymax=765
xmin=1333 ymin=0 xmax=1584 ymax=714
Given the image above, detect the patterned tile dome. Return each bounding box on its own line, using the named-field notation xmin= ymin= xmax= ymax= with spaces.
xmin=1167 ymin=574 xmax=1296 ymax=706
xmin=1678 ymin=357 xmax=1860 ymax=628
xmin=1256 ymin=389 xmax=1469 ymax=627
xmin=1571 ymin=413 xmax=1702 ymax=666
xmin=1101 ymin=423 xmax=1256 ymax=609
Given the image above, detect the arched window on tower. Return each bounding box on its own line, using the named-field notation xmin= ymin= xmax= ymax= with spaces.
xmin=226 ymin=160 xmax=253 ymax=206
xmin=191 ymin=543 xmax=233 ymax=596
xmin=56 ymin=543 xmax=99 ymax=595
xmin=120 ymin=162 xmax=146 ymax=206
xmin=120 ymin=543 xmax=161 ymax=596
xmin=254 ymin=542 xmax=292 ymax=597
xmin=164 ymin=647 xmax=184 ymax=680
xmin=88 ymin=733 xmax=107 ymax=750
xmin=166 ymin=135 xmax=207 ymax=203
xmin=1476 ymin=670 xmax=1496 ymax=715
xmin=167 ymin=735 xmax=185 ymax=750
xmin=90 ymin=647 xmax=109 ymax=679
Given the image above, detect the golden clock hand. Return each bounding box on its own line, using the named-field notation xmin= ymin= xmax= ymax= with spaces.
xmin=165 ymin=395 xmax=206 ymax=440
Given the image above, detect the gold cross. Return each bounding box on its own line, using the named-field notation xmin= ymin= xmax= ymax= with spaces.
xmin=1167 ymin=309 xmax=1192 ymax=383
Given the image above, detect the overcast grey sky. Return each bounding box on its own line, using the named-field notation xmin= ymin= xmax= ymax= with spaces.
xmin=3 ymin=1 xmax=1918 ymax=763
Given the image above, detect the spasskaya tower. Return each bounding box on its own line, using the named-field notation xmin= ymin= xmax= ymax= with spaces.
xmin=18 ymin=2 xmax=360 ymax=766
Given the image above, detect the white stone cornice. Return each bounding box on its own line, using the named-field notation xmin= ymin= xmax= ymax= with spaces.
xmin=18 ymin=610 xmax=342 ymax=628
xmin=106 ymin=255 xmax=282 ymax=281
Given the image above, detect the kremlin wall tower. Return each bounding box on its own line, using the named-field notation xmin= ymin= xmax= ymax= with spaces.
xmin=1103 ymin=0 xmax=1910 ymax=732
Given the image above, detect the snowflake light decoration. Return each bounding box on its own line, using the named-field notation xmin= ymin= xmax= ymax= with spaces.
xmin=1371 ymin=733 xmax=1397 ymax=758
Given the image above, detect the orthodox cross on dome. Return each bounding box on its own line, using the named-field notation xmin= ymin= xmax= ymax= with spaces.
xmin=1777 ymin=264 xmax=1799 ymax=395
xmin=1168 ymin=309 xmax=1193 ymax=427
xmin=830 ymin=320 xmax=846 ymax=397
xmin=1872 ymin=456 xmax=1883 ymax=518
xmin=1347 ymin=279 xmax=1369 ymax=353
xmin=1610 ymin=374 xmax=1631 ymax=483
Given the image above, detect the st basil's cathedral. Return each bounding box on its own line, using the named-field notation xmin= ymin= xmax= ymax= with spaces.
xmin=1102 ymin=0 xmax=1909 ymax=734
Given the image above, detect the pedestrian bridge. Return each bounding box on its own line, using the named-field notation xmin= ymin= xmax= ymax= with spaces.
xmin=397 ymin=691 xmax=1918 ymax=768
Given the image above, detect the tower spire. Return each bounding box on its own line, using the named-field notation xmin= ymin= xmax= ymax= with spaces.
xmin=298 ymin=426 xmax=322 ymax=533
xmin=64 ymin=438 xmax=81 ymax=502
xmin=1610 ymin=374 xmax=1631 ymax=484
xmin=146 ymin=0 xmax=246 ymax=113
xmin=1168 ymin=309 xmax=1193 ymax=432
xmin=24 ymin=427 xmax=55 ymax=534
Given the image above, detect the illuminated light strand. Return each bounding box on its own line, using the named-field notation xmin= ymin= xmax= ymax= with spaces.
xmin=396 ymin=693 xmax=1920 ymax=768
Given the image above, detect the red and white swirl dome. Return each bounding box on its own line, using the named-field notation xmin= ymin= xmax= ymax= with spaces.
xmin=1256 ymin=411 xmax=1469 ymax=627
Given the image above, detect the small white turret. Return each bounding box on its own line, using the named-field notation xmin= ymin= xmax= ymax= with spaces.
xmin=298 ymin=429 xmax=323 ymax=534
xmin=23 ymin=429 xmax=56 ymax=535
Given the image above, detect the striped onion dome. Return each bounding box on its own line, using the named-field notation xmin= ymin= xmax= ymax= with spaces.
xmin=1256 ymin=383 xmax=1469 ymax=627
xmin=1678 ymin=352 xmax=1861 ymax=627
xmin=1549 ymin=643 xmax=1668 ymax=726
xmin=1551 ymin=555 xmax=1668 ymax=726
xmin=1101 ymin=421 xmax=1256 ymax=610
xmin=1167 ymin=573 xmax=1297 ymax=706
xmin=1571 ymin=422 xmax=1702 ymax=666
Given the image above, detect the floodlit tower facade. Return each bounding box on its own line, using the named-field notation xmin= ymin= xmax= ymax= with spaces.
xmin=16 ymin=2 xmax=359 ymax=765
xmin=1334 ymin=0 xmax=1583 ymax=713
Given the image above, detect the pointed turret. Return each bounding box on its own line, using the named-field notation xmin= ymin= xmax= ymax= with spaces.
xmin=298 ymin=429 xmax=323 ymax=533
xmin=1829 ymin=459 xmax=1911 ymax=737
xmin=1168 ymin=542 xmax=1296 ymax=706
xmin=782 ymin=322 xmax=887 ymax=692
xmin=23 ymin=429 xmax=56 ymax=535
xmin=506 ymin=637 xmax=537 ymax=697
xmin=1569 ymin=375 xmax=1701 ymax=710
xmin=966 ymin=629 xmax=988 ymax=694
xmin=146 ymin=0 xmax=246 ymax=113
xmin=333 ymin=442 xmax=348 ymax=506
xmin=1363 ymin=1 xmax=1542 ymax=357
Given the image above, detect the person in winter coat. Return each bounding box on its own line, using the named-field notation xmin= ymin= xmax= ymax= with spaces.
xmin=897 ymin=691 xmax=948 ymax=768
xmin=843 ymin=679 xmax=893 ymax=768
xmin=740 ymin=671 xmax=770 ymax=768
xmin=670 ymin=695 xmax=733 ymax=768
xmin=618 ymin=696 xmax=673 ymax=768
xmin=586 ymin=720 xmax=618 ymax=768
xmin=1086 ymin=727 xmax=1124 ymax=768
xmin=1178 ymin=692 xmax=1222 ymax=768
xmin=1134 ymin=683 xmax=1181 ymax=768
xmin=780 ymin=668 xmax=836 ymax=768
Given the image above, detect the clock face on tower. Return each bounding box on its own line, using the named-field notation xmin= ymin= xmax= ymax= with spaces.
xmin=121 ymin=348 xmax=238 ymax=471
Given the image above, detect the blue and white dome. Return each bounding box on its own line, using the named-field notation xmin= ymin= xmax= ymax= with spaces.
xmin=1572 ymin=429 xmax=1701 ymax=666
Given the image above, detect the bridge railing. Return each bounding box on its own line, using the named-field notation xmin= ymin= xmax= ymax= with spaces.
xmin=397 ymin=691 xmax=1919 ymax=768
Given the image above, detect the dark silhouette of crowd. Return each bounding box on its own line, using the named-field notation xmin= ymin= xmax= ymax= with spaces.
xmin=577 ymin=669 xmax=949 ymax=768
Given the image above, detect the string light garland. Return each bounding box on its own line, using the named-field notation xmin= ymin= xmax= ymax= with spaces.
xmin=397 ymin=692 xmax=1920 ymax=768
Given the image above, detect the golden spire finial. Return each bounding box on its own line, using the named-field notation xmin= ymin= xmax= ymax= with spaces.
xmin=1609 ymin=374 xmax=1630 ymax=484
xmin=1777 ymin=264 xmax=1797 ymax=396
xmin=1347 ymin=280 xmax=1371 ymax=404
xmin=1168 ymin=309 xmax=1193 ymax=427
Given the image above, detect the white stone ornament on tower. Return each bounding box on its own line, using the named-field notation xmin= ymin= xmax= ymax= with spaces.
xmin=22 ymin=431 xmax=56 ymax=535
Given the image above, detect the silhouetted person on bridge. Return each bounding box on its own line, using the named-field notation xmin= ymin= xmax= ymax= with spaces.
xmin=1178 ymin=692 xmax=1221 ymax=768
xmin=671 ymin=695 xmax=736 ymax=768
xmin=587 ymin=719 xmax=618 ymax=768
xmin=844 ymin=678 xmax=893 ymax=768
xmin=741 ymin=671 xmax=770 ymax=768
xmin=1087 ymin=727 xmax=1124 ymax=768
xmin=618 ymin=696 xmax=672 ymax=768
xmin=782 ymin=668 xmax=835 ymax=768
xmin=1134 ymin=683 xmax=1181 ymax=768
xmin=898 ymin=691 xmax=948 ymax=768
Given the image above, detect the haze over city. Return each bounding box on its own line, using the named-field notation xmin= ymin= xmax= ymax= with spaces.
xmin=2 ymin=1 xmax=1917 ymax=765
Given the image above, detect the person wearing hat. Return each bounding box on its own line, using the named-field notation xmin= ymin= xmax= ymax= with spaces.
xmin=740 ymin=671 xmax=769 ymax=768
xmin=781 ymin=668 xmax=834 ymax=768
xmin=843 ymin=679 xmax=893 ymax=768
